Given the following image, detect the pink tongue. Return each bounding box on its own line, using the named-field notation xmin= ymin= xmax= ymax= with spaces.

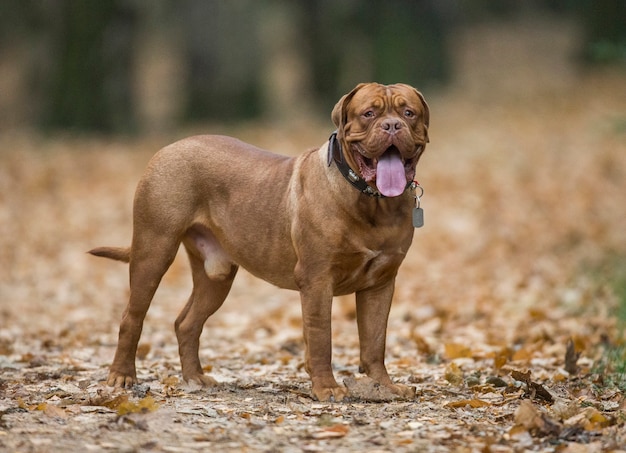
xmin=376 ymin=149 xmax=406 ymax=197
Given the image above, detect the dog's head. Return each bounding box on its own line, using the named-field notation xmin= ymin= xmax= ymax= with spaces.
xmin=332 ymin=83 xmax=429 ymax=197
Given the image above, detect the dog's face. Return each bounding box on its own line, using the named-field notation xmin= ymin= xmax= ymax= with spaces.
xmin=332 ymin=83 xmax=430 ymax=197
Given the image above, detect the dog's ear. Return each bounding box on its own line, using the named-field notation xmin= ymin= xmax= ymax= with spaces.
xmin=332 ymin=83 xmax=367 ymax=130
xmin=414 ymin=90 xmax=429 ymax=128
xmin=413 ymin=88 xmax=430 ymax=143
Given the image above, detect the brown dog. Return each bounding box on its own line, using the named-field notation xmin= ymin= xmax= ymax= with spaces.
xmin=90 ymin=82 xmax=430 ymax=401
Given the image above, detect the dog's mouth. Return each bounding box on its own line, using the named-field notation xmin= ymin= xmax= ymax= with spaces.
xmin=353 ymin=146 xmax=416 ymax=197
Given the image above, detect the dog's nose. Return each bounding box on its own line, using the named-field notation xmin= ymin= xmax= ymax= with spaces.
xmin=381 ymin=118 xmax=402 ymax=133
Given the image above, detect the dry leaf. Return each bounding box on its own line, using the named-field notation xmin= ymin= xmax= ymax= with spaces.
xmin=99 ymin=394 xmax=130 ymax=411
xmin=343 ymin=376 xmax=410 ymax=402
xmin=311 ymin=424 xmax=349 ymax=439
xmin=511 ymin=369 xmax=553 ymax=403
xmin=512 ymin=347 xmax=533 ymax=362
xmin=444 ymin=362 xmax=464 ymax=386
xmin=493 ymin=347 xmax=512 ymax=370
xmin=514 ymin=400 xmax=541 ymax=430
xmin=444 ymin=343 xmax=472 ymax=360
xmin=564 ymin=407 xmax=610 ymax=431
xmin=17 ymin=397 xmax=28 ymax=410
xmin=116 ymin=395 xmax=159 ymax=416
xmin=161 ymin=376 xmax=179 ymax=387
xmin=552 ymin=371 xmax=568 ymax=382
xmin=513 ymin=400 xmax=561 ymax=436
xmin=445 ymin=399 xmax=491 ymax=409
xmin=34 ymin=402 xmax=68 ymax=419
xmin=136 ymin=343 xmax=151 ymax=360
xmin=43 ymin=404 xmax=68 ymax=419
xmin=511 ymin=369 xmax=531 ymax=383
xmin=411 ymin=333 xmax=433 ymax=355
xmin=528 ymin=308 xmax=547 ymax=320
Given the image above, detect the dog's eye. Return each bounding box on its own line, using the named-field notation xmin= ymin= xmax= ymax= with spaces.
xmin=404 ymin=109 xmax=415 ymax=118
xmin=363 ymin=110 xmax=375 ymax=119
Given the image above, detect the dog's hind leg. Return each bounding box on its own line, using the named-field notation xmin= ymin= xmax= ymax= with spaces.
xmin=107 ymin=231 xmax=180 ymax=387
xmin=175 ymin=228 xmax=238 ymax=386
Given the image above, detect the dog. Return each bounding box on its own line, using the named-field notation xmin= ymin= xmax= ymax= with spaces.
xmin=89 ymin=82 xmax=430 ymax=401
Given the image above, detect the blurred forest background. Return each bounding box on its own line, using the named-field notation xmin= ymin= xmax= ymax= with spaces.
xmin=0 ymin=0 xmax=624 ymax=134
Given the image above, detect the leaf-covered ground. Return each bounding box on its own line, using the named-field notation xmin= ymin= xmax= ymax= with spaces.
xmin=1 ymin=25 xmax=626 ymax=453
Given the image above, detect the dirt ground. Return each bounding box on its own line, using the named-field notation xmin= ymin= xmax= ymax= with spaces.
xmin=2 ymin=23 xmax=626 ymax=453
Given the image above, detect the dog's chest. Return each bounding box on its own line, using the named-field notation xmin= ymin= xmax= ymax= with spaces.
xmin=336 ymin=245 xmax=405 ymax=292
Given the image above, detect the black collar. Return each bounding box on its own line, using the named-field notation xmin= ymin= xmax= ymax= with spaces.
xmin=326 ymin=131 xmax=414 ymax=198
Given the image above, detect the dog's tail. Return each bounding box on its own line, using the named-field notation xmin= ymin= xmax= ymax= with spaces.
xmin=88 ymin=246 xmax=130 ymax=263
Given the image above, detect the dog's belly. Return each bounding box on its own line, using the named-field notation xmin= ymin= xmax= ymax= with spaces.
xmin=187 ymin=222 xmax=299 ymax=289
xmin=233 ymin=251 xmax=299 ymax=290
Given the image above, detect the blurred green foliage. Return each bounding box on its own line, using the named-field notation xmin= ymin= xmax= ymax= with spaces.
xmin=0 ymin=0 xmax=623 ymax=133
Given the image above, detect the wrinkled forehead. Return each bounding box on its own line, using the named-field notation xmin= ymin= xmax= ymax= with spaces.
xmin=349 ymin=83 xmax=420 ymax=111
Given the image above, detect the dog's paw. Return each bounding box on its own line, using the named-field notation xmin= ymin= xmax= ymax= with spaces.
xmin=312 ymin=384 xmax=349 ymax=402
xmin=107 ymin=371 xmax=138 ymax=388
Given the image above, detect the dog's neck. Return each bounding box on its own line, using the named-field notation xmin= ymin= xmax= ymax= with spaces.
xmin=326 ymin=131 xmax=415 ymax=198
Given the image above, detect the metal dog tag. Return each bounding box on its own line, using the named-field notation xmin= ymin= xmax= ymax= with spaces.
xmin=411 ymin=181 xmax=424 ymax=228
xmin=413 ymin=207 xmax=424 ymax=228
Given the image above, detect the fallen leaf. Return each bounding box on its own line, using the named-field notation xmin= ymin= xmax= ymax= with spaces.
xmin=411 ymin=333 xmax=433 ymax=355
xmin=34 ymin=402 xmax=68 ymax=419
xmin=513 ymin=400 xmax=561 ymax=436
xmin=19 ymin=353 xmax=34 ymax=363
xmin=444 ymin=343 xmax=472 ymax=360
xmin=116 ymin=395 xmax=159 ymax=416
xmin=511 ymin=369 xmax=553 ymax=403
xmin=564 ymin=407 xmax=610 ymax=431
xmin=445 ymin=398 xmax=491 ymax=409
xmin=514 ymin=399 xmax=541 ymax=429
xmin=43 ymin=404 xmax=68 ymax=419
xmin=444 ymin=362 xmax=464 ymax=386
xmin=136 ymin=343 xmax=151 ymax=360
xmin=528 ymin=308 xmax=547 ymax=320
xmin=161 ymin=376 xmax=179 ymax=387
xmin=512 ymin=347 xmax=533 ymax=362
xmin=552 ymin=371 xmax=568 ymax=382
xmin=17 ymin=398 xmax=28 ymax=410
xmin=98 ymin=394 xmax=129 ymax=411
xmin=343 ymin=376 xmax=409 ymax=402
xmin=311 ymin=424 xmax=349 ymax=439
xmin=511 ymin=369 xmax=531 ymax=383
xmin=493 ymin=347 xmax=512 ymax=370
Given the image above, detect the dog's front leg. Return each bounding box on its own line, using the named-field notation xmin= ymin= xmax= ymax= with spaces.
xmin=299 ymin=285 xmax=348 ymax=402
xmin=356 ymin=281 xmax=416 ymax=399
